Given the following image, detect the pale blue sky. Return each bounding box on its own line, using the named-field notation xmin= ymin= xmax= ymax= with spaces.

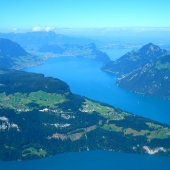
xmin=1 ymin=0 xmax=170 ymax=32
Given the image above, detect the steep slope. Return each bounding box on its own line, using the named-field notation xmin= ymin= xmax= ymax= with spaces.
xmin=0 ymin=38 xmax=28 ymax=57
xmin=1 ymin=69 xmax=170 ymax=161
xmin=117 ymin=54 xmax=170 ymax=99
xmin=0 ymin=38 xmax=28 ymax=68
xmin=0 ymin=38 xmax=42 ymax=69
xmin=102 ymin=43 xmax=167 ymax=75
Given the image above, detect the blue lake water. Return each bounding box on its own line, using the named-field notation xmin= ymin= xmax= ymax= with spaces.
xmin=1 ymin=150 xmax=170 ymax=170
xmin=1 ymin=56 xmax=170 ymax=169
xmin=23 ymin=57 xmax=170 ymax=125
xmin=100 ymin=48 xmax=135 ymax=60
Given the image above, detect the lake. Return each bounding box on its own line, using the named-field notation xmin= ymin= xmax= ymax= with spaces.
xmin=100 ymin=48 xmax=135 ymax=60
xmin=23 ymin=56 xmax=170 ymax=125
xmin=1 ymin=54 xmax=170 ymax=169
xmin=1 ymin=150 xmax=170 ymax=170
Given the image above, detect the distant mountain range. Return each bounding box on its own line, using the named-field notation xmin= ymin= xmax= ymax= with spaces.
xmin=102 ymin=43 xmax=170 ymax=99
xmin=38 ymin=43 xmax=110 ymax=63
xmin=0 ymin=31 xmax=92 ymax=48
xmin=0 ymin=35 xmax=110 ymax=69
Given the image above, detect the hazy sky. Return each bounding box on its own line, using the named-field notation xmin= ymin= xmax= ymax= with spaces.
xmin=1 ymin=0 xmax=170 ymax=32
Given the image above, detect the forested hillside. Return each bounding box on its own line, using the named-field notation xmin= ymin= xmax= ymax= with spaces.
xmin=1 ymin=69 xmax=170 ymax=161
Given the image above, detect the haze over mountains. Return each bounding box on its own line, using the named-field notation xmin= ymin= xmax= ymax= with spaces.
xmin=102 ymin=43 xmax=167 ymax=75
xmin=0 ymin=31 xmax=92 ymax=48
xmin=0 ymin=33 xmax=110 ymax=69
xmin=1 ymin=31 xmax=170 ymax=160
xmin=0 ymin=38 xmax=41 ymax=69
xmin=1 ymin=30 xmax=170 ymax=99
xmin=102 ymin=43 xmax=170 ymax=99
xmin=38 ymin=43 xmax=110 ymax=63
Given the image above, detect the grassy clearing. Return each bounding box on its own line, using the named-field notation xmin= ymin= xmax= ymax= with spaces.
xmin=102 ymin=124 xmax=123 ymax=132
xmin=102 ymin=121 xmax=170 ymax=142
xmin=155 ymin=61 xmax=170 ymax=70
xmin=124 ymin=128 xmax=149 ymax=136
xmin=81 ymin=99 xmax=130 ymax=120
xmin=0 ymin=90 xmax=66 ymax=112
xmin=146 ymin=122 xmax=162 ymax=129
xmin=82 ymin=100 xmax=170 ymax=142
xmin=146 ymin=122 xmax=170 ymax=141
xmin=81 ymin=99 xmax=111 ymax=114
xmin=22 ymin=147 xmax=46 ymax=157
xmin=29 ymin=90 xmax=66 ymax=106
xmin=124 ymin=126 xmax=170 ymax=141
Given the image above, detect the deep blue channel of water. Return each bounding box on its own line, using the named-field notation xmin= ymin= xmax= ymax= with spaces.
xmin=24 ymin=57 xmax=170 ymax=125
xmin=1 ymin=55 xmax=170 ymax=169
xmin=1 ymin=150 xmax=170 ymax=170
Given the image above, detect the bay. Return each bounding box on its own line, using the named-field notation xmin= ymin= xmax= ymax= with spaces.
xmin=1 ymin=56 xmax=170 ymax=169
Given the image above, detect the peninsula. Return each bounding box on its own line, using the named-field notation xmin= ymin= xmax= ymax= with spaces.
xmin=0 ymin=69 xmax=170 ymax=161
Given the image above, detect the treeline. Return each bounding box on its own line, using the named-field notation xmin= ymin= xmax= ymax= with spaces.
xmin=0 ymin=69 xmax=70 ymax=95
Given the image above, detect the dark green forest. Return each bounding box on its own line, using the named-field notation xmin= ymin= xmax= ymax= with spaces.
xmin=0 ymin=69 xmax=170 ymax=161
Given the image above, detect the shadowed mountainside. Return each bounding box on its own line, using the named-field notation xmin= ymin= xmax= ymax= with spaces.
xmin=102 ymin=43 xmax=167 ymax=75
xmin=102 ymin=43 xmax=170 ymax=98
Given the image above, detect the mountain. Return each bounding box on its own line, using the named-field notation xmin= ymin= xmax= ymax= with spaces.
xmin=101 ymin=43 xmax=167 ymax=75
xmin=101 ymin=43 xmax=170 ymax=98
xmin=117 ymin=54 xmax=170 ymax=99
xmin=0 ymin=32 xmax=110 ymax=64
xmin=1 ymin=68 xmax=170 ymax=161
xmin=0 ymin=31 xmax=92 ymax=49
xmin=0 ymin=38 xmax=28 ymax=57
xmin=38 ymin=43 xmax=65 ymax=54
xmin=0 ymin=38 xmax=42 ymax=69
xmin=38 ymin=43 xmax=111 ymax=63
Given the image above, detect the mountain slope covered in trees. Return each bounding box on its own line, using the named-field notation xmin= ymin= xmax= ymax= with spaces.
xmin=117 ymin=54 xmax=170 ymax=98
xmin=102 ymin=43 xmax=170 ymax=98
xmin=0 ymin=38 xmax=42 ymax=69
xmin=1 ymin=69 xmax=170 ymax=161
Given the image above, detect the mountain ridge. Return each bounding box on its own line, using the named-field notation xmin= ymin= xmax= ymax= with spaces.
xmin=101 ymin=43 xmax=167 ymax=75
xmin=0 ymin=38 xmax=42 ymax=69
xmin=117 ymin=54 xmax=170 ymax=98
xmin=0 ymin=37 xmax=110 ymax=70
xmin=38 ymin=43 xmax=110 ymax=63
xmin=0 ymin=31 xmax=92 ymax=48
xmin=102 ymin=43 xmax=170 ymax=99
